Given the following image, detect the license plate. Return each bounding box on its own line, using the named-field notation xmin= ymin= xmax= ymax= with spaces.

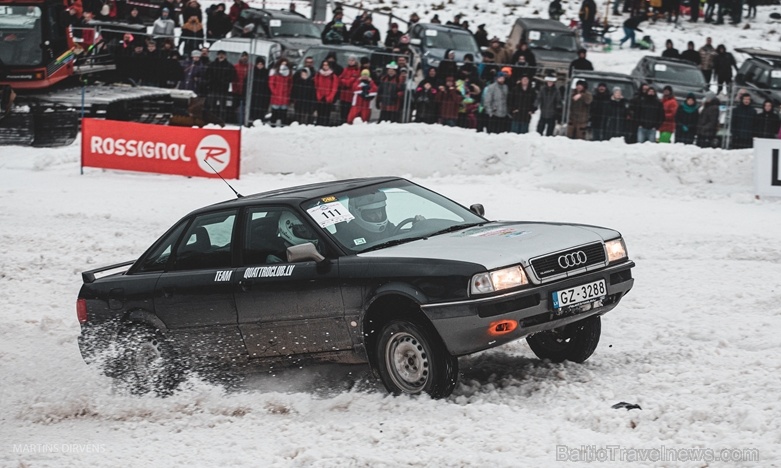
xmin=552 ymin=279 xmax=606 ymax=309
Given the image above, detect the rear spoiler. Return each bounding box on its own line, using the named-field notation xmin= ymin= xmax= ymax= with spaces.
xmin=81 ymin=260 xmax=135 ymax=284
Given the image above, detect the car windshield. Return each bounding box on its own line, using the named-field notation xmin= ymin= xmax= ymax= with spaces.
xmin=528 ymin=30 xmax=578 ymax=52
xmin=0 ymin=6 xmax=43 ymax=66
xmin=301 ymin=180 xmax=485 ymax=254
xmin=270 ymin=20 xmax=320 ymax=38
xmin=651 ymin=63 xmax=706 ymax=86
xmin=424 ymin=30 xmax=480 ymax=53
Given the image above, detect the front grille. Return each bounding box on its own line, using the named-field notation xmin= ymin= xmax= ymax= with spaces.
xmin=531 ymin=242 xmax=606 ymax=280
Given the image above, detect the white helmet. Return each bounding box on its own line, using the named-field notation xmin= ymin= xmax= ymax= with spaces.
xmin=278 ymin=212 xmax=317 ymax=246
xmin=348 ymin=192 xmax=389 ymax=233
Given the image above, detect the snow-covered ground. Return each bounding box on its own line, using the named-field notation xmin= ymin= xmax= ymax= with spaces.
xmin=3 ymin=1 xmax=781 ymax=466
xmin=2 ymin=122 xmax=780 ymax=467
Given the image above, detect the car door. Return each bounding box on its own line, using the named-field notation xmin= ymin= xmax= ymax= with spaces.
xmin=153 ymin=209 xmax=246 ymax=362
xmin=234 ymin=206 xmax=352 ymax=359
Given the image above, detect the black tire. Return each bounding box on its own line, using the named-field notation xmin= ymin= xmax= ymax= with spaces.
xmin=112 ymin=326 xmax=185 ymax=397
xmin=526 ymin=315 xmax=602 ymax=364
xmin=376 ymin=320 xmax=458 ymax=399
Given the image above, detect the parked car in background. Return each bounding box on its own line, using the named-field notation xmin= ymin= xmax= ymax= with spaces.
xmin=507 ymin=18 xmax=581 ymax=81
xmin=210 ymin=37 xmax=282 ymax=69
xmin=408 ymin=23 xmax=482 ymax=75
xmin=233 ymin=8 xmax=322 ymax=65
xmin=630 ymin=56 xmax=710 ymax=103
xmin=735 ymin=48 xmax=781 ymax=106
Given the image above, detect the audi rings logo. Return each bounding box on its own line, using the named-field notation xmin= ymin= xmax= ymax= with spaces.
xmin=558 ymin=251 xmax=588 ymax=269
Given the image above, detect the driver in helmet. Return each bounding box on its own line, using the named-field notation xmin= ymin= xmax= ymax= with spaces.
xmin=273 ymin=212 xmax=318 ymax=262
xmin=339 ymin=191 xmax=425 ymax=245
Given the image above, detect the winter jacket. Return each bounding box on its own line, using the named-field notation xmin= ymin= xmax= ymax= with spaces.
xmin=291 ymin=71 xmax=316 ymax=111
xmin=754 ymin=110 xmax=781 ymax=139
xmin=604 ymin=97 xmax=629 ymax=139
xmin=435 ymin=87 xmax=464 ymax=120
xmin=483 ymin=81 xmax=509 ymax=118
xmin=351 ymin=77 xmax=377 ymax=108
xmin=414 ymin=85 xmax=439 ymax=123
xmin=181 ymin=2 xmax=202 ymax=22
xmin=152 ymin=17 xmax=175 ymax=37
xmin=314 ymin=70 xmax=339 ymax=103
xmin=698 ymin=44 xmax=716 ymax=71
xmin=205 ymin=58 xmax=236 ymax=94
xmin=661 ymin=48 xmax=680 ymax=59
xmin=508 ymin=85 xmax=537 ymax=123
xmin=377 ymin=74 xmax=404 ymax=111
xmin=660 ymin=95 xmax=679 ymax=133
xmin=623 ymin=15 xmax=647 ymax=31
xmin=675 ymin=102 xmax=696 ymax=138
xmin=350 ymin=24 xmax=381 ymax=46
xmin=437 ymin=59 xmax=458 ymax=84
xmin=680 ymin=49 xmax=701 ymax=66
xmin=568 ymin=89 xmax=593 ymax=125
xmin=206 ymin=9 xmax=231 ymax=39
xmin=569 ymin=57 xmax=593 ymax=74
xmin=339 ymin=65 xmax=361 ymax=103
xmin=228 ymin=0 xmax=249 ymax=23
xmin=535 ymin=84 xmax=562 ymax=119
xmin=731 ymin=103 xmax=757 ymax=140
xmin=579 ymin=0 xmax=596 ymax=22
xmin=269 ymin=71 xmax=293 ymax=107
xmin=232 ymin=60 xmax=249 ymax=95
xmin=697 ymin=98 xmax=720 ymax=140
xmin=713 ymin=51 xmax=737 ymax=81
xmin=633 ymin=94 xmax=665 ymax=129
xmin=590 ymin=89 xmax=611 ymax=131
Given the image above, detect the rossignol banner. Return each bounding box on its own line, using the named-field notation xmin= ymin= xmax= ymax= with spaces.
xmin=753 ymin=138 xmax=781 ymax=198
xmin=81 ymin=119 xmax=241 ymax=179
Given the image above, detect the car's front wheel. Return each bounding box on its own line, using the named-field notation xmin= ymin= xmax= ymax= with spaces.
xmin=376 ymin=320 xmax=458 ymax=399
xmin=526 ymin=315 xmax=601 ymax=363
xmin=112 ymin=326 xmax=185 ymax=396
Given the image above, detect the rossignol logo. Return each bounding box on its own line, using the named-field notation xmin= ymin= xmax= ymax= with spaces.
xmin=89 ymin=134 xmax=231 ymax=174
xmin=195 ymin=135 xmax=231 ymax=174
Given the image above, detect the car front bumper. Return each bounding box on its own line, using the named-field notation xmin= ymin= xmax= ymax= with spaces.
xmin=420 ymin=261 xmax=635 ymax=356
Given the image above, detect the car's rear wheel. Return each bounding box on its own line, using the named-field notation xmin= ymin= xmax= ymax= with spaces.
xmin=526 ymin=315 xmax=601 ymax=363
xmin=376 ymin=320 xmax=458 ymax=399
xmin=113 ymin=326 xmax=184 ymax=396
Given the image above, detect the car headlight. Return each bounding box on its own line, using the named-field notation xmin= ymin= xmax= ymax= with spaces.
xmin=470 ymin=265 xmax=528 ymax=295
xmin=605 ymin=238 xmax=628 ymax=263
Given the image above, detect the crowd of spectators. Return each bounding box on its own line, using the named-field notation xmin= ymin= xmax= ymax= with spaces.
xmin=61 ymin=0 xmax=778 ymax=148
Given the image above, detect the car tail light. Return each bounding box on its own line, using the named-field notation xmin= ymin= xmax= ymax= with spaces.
xmin=77 ymin=299 xmax=88 ymax=324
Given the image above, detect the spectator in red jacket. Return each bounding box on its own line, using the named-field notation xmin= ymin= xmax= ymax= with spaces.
xmin=435 ymin=76 xmax=463 ymax=126
xmin=232 ymin=51 xmax=250 ymax=125
xmin=228 ymin=0 xmax=248 ymax=23
xmin=659 ymin=85 xmax=678 ymax=143
xmin=347 ymin=69 xmax=377 ymax=124
xmin=314 ymin=60 xmax=340 ymax=126
xmin=268 ymin=59 xmax=293 ymax=126
xmin=338 ymin=54 xmax=361 ymax=124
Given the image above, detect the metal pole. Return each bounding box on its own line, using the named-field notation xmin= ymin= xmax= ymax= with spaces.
xmin=723 ymin=82 xmax=737 ymax=149
xmin=244 ymin=39 xmax=256 ymax=127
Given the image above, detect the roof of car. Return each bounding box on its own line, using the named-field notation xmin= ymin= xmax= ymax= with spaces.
xmin=571 ymin=70 xmax=637 ymax=81
xmin=245 ymin=8 xmax=310 ymax=21
xmin=513 ymin=18 xmax=571 ymax=32
xmin=196 ymin=176 xmax=403 ymax=213
xmin=641 ymin=55 xmax=700 ymax=67
xmin=417 ymin=23 xmax=474 ymax=34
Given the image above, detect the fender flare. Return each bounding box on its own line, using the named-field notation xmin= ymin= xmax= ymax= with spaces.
xmin=123 ymin=309 xmax=168 ymax=332
xmin=365 ymin=282 xmax=429 ymax=310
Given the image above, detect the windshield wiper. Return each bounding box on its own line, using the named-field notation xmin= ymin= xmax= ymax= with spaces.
xmin=426 ymin=222 xmax=486 ymax=237
xmin=361 ymin=236 xmax=429 ymax=253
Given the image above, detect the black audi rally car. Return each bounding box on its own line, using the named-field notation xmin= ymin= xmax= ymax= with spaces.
xmin=77 ymin=177 xmax=635 ymax=398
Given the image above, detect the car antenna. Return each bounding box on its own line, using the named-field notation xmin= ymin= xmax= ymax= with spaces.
xmin=203 ymin=159 xmax=243 ymax=198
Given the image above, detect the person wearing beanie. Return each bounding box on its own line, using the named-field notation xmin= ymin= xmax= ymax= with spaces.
xmin=322 ymin=9 xmax=347 ymax=44
xmin=338 ymin=54 xmax=362 ymax=124
xmin=697 ymin=94 xmax=720 ymax=148
xmin=659 ymin=85 xmax=678 ymax=143
xmin=435 ymin=75 xmax=463 ymax=126
xmin=567 ymin=79 xmax=593 ymax=139
xmin=249 ymin=56 xmax=271 ymax=123
xmin=604 ymin=86 xmax=629 ymax=140
xmin=569 ymin=48 xmax=594 ymax=75
xmin=313 ymin=60 xmax=339 ymax=126
xmin=152 ymin=7 xmax=175 ymax=41
xmin=508 ymin=74 xmax=537 ymax=134
xmin=633 ymin=86 xmax=665 ymax=143
xmin=590 ymin=82 xmax=611 ymax=141
xmin=675 ymin=93 xmax=699 ymax=144
xmin=385 ymin=22 xmax=403 ymax=48
xmin=484 ymin=71 xmax=510 ymax=133
xmin=731 ymin=93 xmax=757 ymax=148
xmin=204 ymin=49 xmax=236 ymax=122
xmin=535 ymin=75 xmax=562 ymax=136
xmin=347 ymin=69 xmax=377 ymax=124
xmin=268 ymin=59 xmax=293 ymax=126
xmin=291 ymin=66 xmax=316 ymax=125
xmin=377 ymin=61 xmax=405 ymax=122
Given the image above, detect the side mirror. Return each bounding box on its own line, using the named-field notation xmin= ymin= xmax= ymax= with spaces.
xmin=469 ymin=204 xmax=485 ymax=217
xmin=410 ymin=38 xmax=421 ymax=46
xmin=287 ymin=242 xmax=325 ymax=263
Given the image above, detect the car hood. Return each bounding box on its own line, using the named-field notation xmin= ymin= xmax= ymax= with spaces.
xmin=357 ymin=221 xmax=619 ymax=270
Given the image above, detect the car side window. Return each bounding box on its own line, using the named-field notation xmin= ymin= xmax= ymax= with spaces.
xmin=138 ymin=221 xmax=187 ymax=272
xmin=172 ymin=210 xmax=236 ymax=271
xmin=244 ymin=207 xmax=322 ymax=265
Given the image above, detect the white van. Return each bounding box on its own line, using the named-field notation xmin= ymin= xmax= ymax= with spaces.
xmin=209 ymin=38 xmax=282 ymax=66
